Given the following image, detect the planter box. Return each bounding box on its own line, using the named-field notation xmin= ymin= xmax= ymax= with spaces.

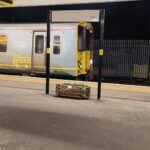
xmin=56 ymin=83 xmax=91 ymax=99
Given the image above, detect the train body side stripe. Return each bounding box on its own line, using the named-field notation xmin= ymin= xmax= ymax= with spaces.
xmin=0 ymin=64 xmax=76 ymax=71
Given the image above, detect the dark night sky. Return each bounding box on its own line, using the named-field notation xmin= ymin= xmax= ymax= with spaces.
xmin=0 ymin=0 xmax=149 ymax=39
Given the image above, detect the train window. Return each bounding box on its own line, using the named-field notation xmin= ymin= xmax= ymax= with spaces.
xmin=53 ymin=35 xmax=61 ymax=54
xmin=86 ymin=29 xmax=93 ymax=50
xmin=78 ymin=26 xmax=86 ymax=51
xmin=78 ymin=26 xmax=93 ymax=51
xmin=0 ymin=35 xmax=7 ymax=52
xmin=35 ymin=35 xmax=44 ymax=54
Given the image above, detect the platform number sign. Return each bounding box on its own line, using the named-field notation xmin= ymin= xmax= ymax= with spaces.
xmin=0 ymin=0 xmax=13 ymax=6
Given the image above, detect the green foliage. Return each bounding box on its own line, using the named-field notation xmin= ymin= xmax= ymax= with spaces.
xmin=63 ymin=83 xmax=88 ymax=88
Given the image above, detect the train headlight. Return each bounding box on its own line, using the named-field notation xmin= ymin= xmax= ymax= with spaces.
xmin=90 ymin=59 xmax=93 ymax=65
xmin=78 ymin=60 xmax=82 ymax=69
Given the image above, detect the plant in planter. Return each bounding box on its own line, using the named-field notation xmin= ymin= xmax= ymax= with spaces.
xmin=56 ymin=83 xmax=91 ymax=99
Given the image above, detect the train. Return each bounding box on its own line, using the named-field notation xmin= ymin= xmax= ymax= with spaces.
xmin=0 ymin=23 xmax=150 ymax=82
xmin=0 ymin=22 xmax=94 ymax=80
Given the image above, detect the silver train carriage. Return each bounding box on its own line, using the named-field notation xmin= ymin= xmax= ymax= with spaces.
xmin=0 ymin=22 xmax=94 ymax=78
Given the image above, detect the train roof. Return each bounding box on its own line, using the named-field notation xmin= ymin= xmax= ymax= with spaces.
xmin=0 ymin=23 xmax=79 ymax=30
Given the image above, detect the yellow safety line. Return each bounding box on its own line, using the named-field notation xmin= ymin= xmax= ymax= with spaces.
xmin=102 ymin=85 xmax=150 ymax=94
xmin=0 ymin=76 xmax=44 ymax=84
xmin=0 ymin=76 xmax=150 ymax=94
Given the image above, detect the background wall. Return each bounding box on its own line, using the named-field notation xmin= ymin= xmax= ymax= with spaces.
xmin=0 ymin=0 xmax=149 ymax=40
xmin=12 ymin=0 xmax=136 ymax=6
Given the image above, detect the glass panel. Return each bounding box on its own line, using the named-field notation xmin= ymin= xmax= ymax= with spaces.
xmin=53 ymin=35 xmax=60 ymax=54
xmin=54 ymin=36 xmax=60 ymax=41
xmin=86 ymin=29 xmax=93 ymax=50
xmin=35 ymin=35 xmax=44 ymax=54
xmin=78 ymin=25 xmax=94 ymax=51
xmin=86 ymin=29 xmax=90 ymax=50
xmin=78 ymin=26 xmax=85 ymax=51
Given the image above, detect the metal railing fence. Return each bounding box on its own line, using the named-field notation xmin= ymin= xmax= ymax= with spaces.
xmin=93 ymin=40 xmax=150 ymax=79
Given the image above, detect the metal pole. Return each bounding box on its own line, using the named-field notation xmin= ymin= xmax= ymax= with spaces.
xmin=97 ymin=9 xmax=105 ymax=100
xmin=46 ymin=11 xmax=51 ymax=94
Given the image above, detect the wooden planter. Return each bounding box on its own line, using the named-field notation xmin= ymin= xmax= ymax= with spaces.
xmin=56 ymin=83 xmax=91 ymax=99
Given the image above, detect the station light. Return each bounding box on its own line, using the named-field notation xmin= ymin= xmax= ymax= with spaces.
xmin=0 ymin=0 xmax=14 ymax=7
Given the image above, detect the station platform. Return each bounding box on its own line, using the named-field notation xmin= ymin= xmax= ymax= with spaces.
xmin=0 ymin=74 xmax=150 ymax=102
xmin=0 ymin=75 xmax=150 ymax=150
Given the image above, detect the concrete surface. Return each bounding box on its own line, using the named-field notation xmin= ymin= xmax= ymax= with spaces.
xmin=0 ymin=75 xmax=150 ymax=150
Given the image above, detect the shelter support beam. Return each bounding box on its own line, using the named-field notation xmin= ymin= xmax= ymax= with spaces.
xmin=46 ymin=11 xmax=51 ymax=95
xmin=97 ymin=9 xmax=105 ymax=100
